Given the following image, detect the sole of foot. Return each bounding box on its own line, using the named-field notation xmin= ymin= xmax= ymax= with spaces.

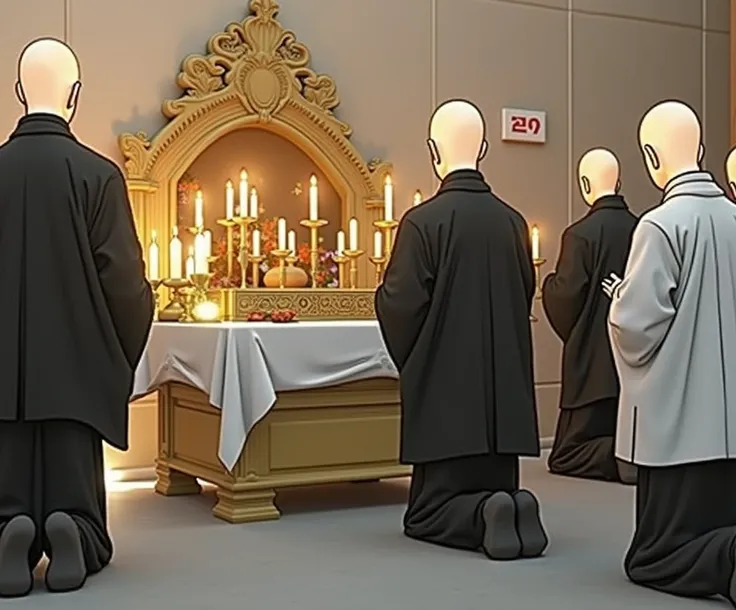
xmin=481 ymin=492 xmax=521 ymax=560
xmin=44 ymin=512 xmax=86 ymax=594
xmin=514 ymin=489 xmax=548 ymax=558
xmin=0 ymin=515 xmax=35 ymax=598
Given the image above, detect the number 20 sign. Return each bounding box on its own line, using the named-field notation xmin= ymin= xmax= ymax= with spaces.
xmin=501 ymin=108 xmax=546 ymax=144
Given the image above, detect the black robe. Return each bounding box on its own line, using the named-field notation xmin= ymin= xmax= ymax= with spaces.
xmin=375 ymin=169 xmax=539 ymax=465
xmin=0 ymin=114 xmax=153 ymax=450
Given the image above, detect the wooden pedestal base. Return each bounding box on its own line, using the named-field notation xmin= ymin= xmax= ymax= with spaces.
xmin=155 ymin=379 xmax=410 ymax=523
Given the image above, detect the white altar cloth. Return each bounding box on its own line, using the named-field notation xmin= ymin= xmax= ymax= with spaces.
xmin=132 ymin=321 xmax=398 ymax=471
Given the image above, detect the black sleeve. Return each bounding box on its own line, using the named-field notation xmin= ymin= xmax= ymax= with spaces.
xmin=375 ymin=219 xmax=434 ymax=370
xmin=541 ymin=230 xmax=589 ymax=341
xmin=89 ymin=170 xmax=154 ymax=369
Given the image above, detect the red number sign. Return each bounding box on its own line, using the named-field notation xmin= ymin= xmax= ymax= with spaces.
xmin=510 ymin=115 xmax=541 ymax=135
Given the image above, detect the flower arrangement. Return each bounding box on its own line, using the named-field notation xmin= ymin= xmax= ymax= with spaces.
xmin=176 ymin=174 xmax=201 ymax=226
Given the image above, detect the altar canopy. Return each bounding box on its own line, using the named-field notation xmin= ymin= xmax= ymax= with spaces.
xmin=133 ymin=322 xmax=398 ymax=470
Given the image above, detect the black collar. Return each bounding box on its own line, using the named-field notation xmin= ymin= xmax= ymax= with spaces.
xmin=437 ymin=169 xmax=491 ymax=194
xmin=9 ymin=113 xmax=76 ymax=141
xmin=587 ymin=194 xmax=628 ymax=215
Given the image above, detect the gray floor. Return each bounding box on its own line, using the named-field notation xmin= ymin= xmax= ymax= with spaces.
xmin=5 ymin=455 xmax=727 ymax=609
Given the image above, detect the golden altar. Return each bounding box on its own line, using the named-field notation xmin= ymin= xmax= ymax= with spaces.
xmin=118 ymin=0 xmax=411 ymax=521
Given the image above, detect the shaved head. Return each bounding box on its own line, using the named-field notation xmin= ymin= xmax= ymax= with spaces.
xmin=578 ymin=148 xmax=620 ymax=205
xmin=428 ymin=99 xmax=487 ymax=179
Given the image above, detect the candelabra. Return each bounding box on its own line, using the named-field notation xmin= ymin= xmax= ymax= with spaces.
xmin=189 ymin=272 xmax=220 ymax=322
xmin=373 ymin=218 xmax=399 ymax=258
xmin=369 ymin=255 xmax=386 ymax=286
xmin=233 ymin=216 xmax=256 ymax=287
xmin=299 ymin=218 xmax=329 ymax=288
xmin=217 ymin=218 xmax=238 ymax=278
xmin=529 ymin=257 xmax=547 ymax=323
xmin=270 ymin=249 xmax=291 ymax=289
xmin=248 ymin=254 xmax=265 ymax=288
xmin=343 ymin=249 xmax=365 ymax=289
xmin=158 ymin=278 xmax=191 ymax=322
xmin=333 ymin=253 xmax=348 ymax=288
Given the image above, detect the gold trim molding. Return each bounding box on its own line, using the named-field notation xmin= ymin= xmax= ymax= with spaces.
xmin=221 ymin=288 xmax=376 ymax=320
xmin=118 ymin=0 xmax=392 ymax=286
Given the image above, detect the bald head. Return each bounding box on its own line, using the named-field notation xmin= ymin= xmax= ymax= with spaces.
xmin=726 ymin=148 xmax=736 ymax=199
xmin=428 ymin=99 xmax=487 ymax=179
xmin=638 ymin=101 xmax=703 ymax=190
xmin=578 ymin=148 xmax=620 ymax=205
xmin=16 ymin=38 xmax=81 ymax=122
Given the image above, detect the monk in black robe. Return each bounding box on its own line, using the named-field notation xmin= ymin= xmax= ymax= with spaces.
xmin=542 ymin=148 xmax=637 ymax=484
xmin=376 ymin=99 xmax=547 ymax=560
xmin=0 ymin=39 xmax=153 ymax=597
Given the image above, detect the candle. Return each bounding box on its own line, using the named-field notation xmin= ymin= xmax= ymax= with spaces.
xmin=384 ymin=175 xmax=393 ymax=221
xmin=193 ymin=231 xmax=208 ymax=274
xmin=169 ymin=226 xmax=182 ymax=280
xmin=288 ymin=230 xmax=296 ymax=254
xmin=252 ymin=229 xmax=261 ymax=257
xmin=249 ymin=188 xmax=258 ymax=219
xmin=336 ymin=230 xmax=345 ymax=255
xmin=194 ymin=190 xmax=204 ymax=229
xmin=308 ymin=174 xmax=318 ymax=221
xmin=239 ymin=169 xmax=248 ymax=217
xmin=277 ymin=217 xmax=287 ymax=251
xmin=413 ymin=190 xmax=422 ymax=206
xmin=373 ymin=231 xmax=382 ymax=258
xmin=531 ymin=225 xmax=540 ymax=260
xmin=203 ymin=230 xmax=212 ymax=257
xmin=185 ymin=246 xmax=194 ymax=278
xmin=348 ymin=218 xmax=358 ymax=251
xmin=148 ymin=230 xmax=160 ymax=281
xmin=225 ymin=181 xmax=234 ymax=219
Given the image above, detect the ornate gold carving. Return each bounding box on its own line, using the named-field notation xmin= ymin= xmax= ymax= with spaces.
xmin=223 ymin=288 xmax=376 ymax=320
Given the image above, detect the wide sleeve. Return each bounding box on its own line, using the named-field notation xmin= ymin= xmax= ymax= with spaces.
xmin=541 ymin=230 xmax=589 ymax=341
xmin=375 ymin=219 xmax=434 ymax=370
xmin=608 ymin=220 xmax=678 ymax=367
xmin=89 ymin=170 xmax=154 ymax=369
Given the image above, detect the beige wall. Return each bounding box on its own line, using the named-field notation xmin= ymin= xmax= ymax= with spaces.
xmin=1 ymin=0 xmax=729 ymax=470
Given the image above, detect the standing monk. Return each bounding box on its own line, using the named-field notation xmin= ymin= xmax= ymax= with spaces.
xmin=375 ymin=99 xmax=548 ymax=561
xmin=604 ymin=100 xmax=736 ymax=604
xmin=0 ymin=38 xmax=153 ymax=597
xmin=542 ymin=148 xmax=637 ymax=484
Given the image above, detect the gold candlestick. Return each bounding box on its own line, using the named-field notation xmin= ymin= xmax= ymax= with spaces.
xmin=217 ymin=218 xmax=237 ymax=277
xmin=233 ymin=217 xmax=256 ymax=287
xmin=299 ymin=218 xmax=329 ymax=288
xmin=248 ymin=254 xmax=265 ymax=288
xmin=342 ymin=249 xmax=365 ymax=289
xmin=369 ymin=256 xmax=386 ymax=286
xmin=158 ymin=278 xmax=191 ymax=322
xmin=529 ymin=257 xmax=547 ymax=323
xmin=373 ymin=219 xmax=399 ymax=258
xmin=150 ymin=279 xmax=162 ymax=312
xmin=270 ymin=249 xmax=291 ymax=289
xmin=333 ymin=254 xmax=348 ymax=288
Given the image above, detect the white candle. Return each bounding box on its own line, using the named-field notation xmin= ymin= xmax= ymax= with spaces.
xmin=277 ymin=218 xmax=287 ymax=251
xmin=308 ymin=174 xmax=318 ymax=221
xmin=336 ymin=230 xmax=345 ymax=255
xmin=194 ymin=190 xmax=204 ymax=229
xmin=148 ymin=230 xmax=159 ymax=281
xmin=413 ymin=190 xmax=422 ymax=206
xmin=348 ymin=218 xmax=358 ymax=251
xmin=531 ymin=226 xmax=540 ymax=260
xmin=185 ymin=246 xmax=194 ymax=278
xmin=288 ymin=230 xmax=296 ymax=254
xmin=169 ymin=226 xmax=182 ymax=279
xmin=384 ymin=175 xmax=393 ymax=221
xmin=225 ymin=181 xmax=234 ymax=219
xmin=203 ymin=230 xmax=212 ymax=257
xmin=373 ymin=231 xmax=382 ymax=258
xmin=194 ymin=231 xmax=208 ymax=274
xmin=252 ymin=229 xmax=261 ymax=257
xmin=249 ymin=188 xmax=258 ymax=219
xmin=239 ymin=169 xmax=248 ymax=217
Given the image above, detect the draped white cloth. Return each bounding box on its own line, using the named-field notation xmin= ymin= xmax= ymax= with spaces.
xmin=132 ymin=321 xmax=398 ymax=471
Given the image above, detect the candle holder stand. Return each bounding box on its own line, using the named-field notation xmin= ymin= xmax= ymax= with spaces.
xmin=529 ymin=257 xmax=547 ymax=323
xmin=233 ymin=217 xmax=257 ymax=287
xmin=217 ymin=218 xmax=237 ymax=277
xmin=248 ymin=254 xmax=265 ymax=288
xmin=270 ymin=249 xmax=291 ymax=289
xmin=368 ymin=256 xmax=386 ymax=286
xmin=373 ymin=219 xmax=399 ymax=258
xmin=333 ymin=254 xmax=348 ymax=288
xmin=299 ymin=218 xmax=329 ymax=288
xmin=150 ymin=279 xmax=163 ymax=312
xmin=343 ymin=249 xmax=365 ymax=289
xmin=159 ymin=278 xmax=191 ymax=322
xmin=189 ymin=272 xmax=220 ymax=322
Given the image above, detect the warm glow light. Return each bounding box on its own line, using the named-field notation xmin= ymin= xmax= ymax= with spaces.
xmin=383 ymin=175 xmax=394 ymax=221
xmin=249 ymin=188 xmax=258 ymax=218
xmin=194 ymin=190 xmax=204 ymax=228
xmin=310 ymin=175 xmax=317 ymax=186
xmin=192 ymin=300 xmax=220 ymax=322
xmin=239 ymin=170 xmax=248 ymax=218
xmin=348 ymin=218 xmax=358 ymax=251
xmin=531 ymin=225 xmax=540 ymax=260
xmin=277 ymin=218 xmax=287 ymax=251
xmin=225 ymin=180 xmax=234 ymax=219
xmin=169 ymin=226 xmax=182 ymax=280
xmin=308 ymin=174 xmax=319 ymax=221
xmin=336 ymin=230 xmax=345 ymax=255
xmin=252 ymin=229 xmax=261 ymax=257
xmin=148 ymin=230 xmax=159 ymax=281
xmin=413 ymin=190 xmax=422 ymax=206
